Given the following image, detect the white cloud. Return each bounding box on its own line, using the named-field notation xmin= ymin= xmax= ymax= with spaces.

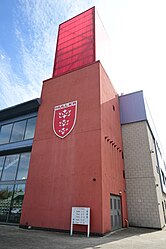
xmin=16 ymin=0 xmax=98 ymax=87
xmin=0 ymin=51 xmax=37 ymax=107
xmin=0 ymin=54 xmax=5 ymax=60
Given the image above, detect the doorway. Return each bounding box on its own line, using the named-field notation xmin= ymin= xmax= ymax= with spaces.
xmin=110 ymin=194 xmax=122 ymax=230
xmin=0 ymin=183 xmax=25 ymax=223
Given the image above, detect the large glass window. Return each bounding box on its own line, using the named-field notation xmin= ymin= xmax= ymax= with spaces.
xmin=0 ymin=151 xmax=31 ymax=223
xmin=0 ymin=124 xmax=13 ymax=145
xmin=16 ymin=153 xmax=30 ymax=180
xmin=1 ymin=154 xmax=19 ymax=181
xmin=0 ymin=184 xmax=14 ymax=222
xmin=0 ymin=116 xmax=37 ymax=145
xmin=10 ymin=120 xmax=26 ymax=143
xmin=9 ymin=184 xmax=25 ymax=223
xmin=24 ymin=117 xmax=36 ymax=140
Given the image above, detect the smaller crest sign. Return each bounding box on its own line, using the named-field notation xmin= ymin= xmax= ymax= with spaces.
xmin=53 ymin=101 xmax=77 ymax=139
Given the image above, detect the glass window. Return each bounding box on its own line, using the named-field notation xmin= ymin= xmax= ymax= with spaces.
xmin=0 ymin=151 xmax=31 ymax=223
xmin=24 ymin=117 xmax=36 ymax=140
xmin=17 ymin=153 xmax=30 ymax=180
xmin=118 ymin=199 xmax=121 ymax=209
xmin=110 ymin=198 xmax=113 ymax=210
xmin=9 ymin=184 xmax=25 ymax=223
xmin=0 ymin=123 xmax=13 ymax=145
xmin=1 ymin=154 xmax=19 ymax=181
xmin=0 ymin=184 xmax=14 ymax=222
xmin=0 ymin=156 xmax=5 ymax=179
xmin=114 ymin=199 xmax=116 ymax=209
xmin=115 ymin=215 xmax=117 ymax=226
xmin=111 ymin=215 xmax=113 ymax=227
xmin=10 ymin=120 xmax=26 ymax=143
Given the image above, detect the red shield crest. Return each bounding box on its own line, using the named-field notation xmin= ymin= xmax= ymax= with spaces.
xmin=53 ymin=101 xmax=77 ymax=138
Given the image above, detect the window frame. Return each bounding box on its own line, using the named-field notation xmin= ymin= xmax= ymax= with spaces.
xmin=0 ymin=114 xmax=37 ymax=146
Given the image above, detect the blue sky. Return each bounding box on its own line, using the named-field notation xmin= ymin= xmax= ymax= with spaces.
xmin=0 ymin=0 xmax=98 ymax=108
xmin=0 ymin=0 xmax=166 ymax=155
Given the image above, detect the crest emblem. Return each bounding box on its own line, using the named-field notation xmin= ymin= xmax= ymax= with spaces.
xmin=53 ymin=101 xmax=77 ymax=138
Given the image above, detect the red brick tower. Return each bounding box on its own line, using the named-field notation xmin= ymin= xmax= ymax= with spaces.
xmin=21 ymin=7 xmax=127 ymax=235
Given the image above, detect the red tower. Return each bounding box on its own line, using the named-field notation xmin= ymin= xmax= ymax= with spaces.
xmin=53 ymin=7 xmax=111 ymax=78
xmin=21 ymin=7 xmax=127 ymax=235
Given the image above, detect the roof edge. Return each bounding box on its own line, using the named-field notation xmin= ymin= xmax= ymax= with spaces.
xmin=0 ymin=98 xmax=40 ymax=122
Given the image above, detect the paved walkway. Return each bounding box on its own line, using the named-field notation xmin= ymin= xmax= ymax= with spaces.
xmin=0 ymin=225 xmax=166 ymax=249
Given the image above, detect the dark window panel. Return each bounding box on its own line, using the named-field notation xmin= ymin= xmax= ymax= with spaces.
xmin=24 ymin=117 xmax=36 ymax=140
xmin=16 ymin=153 xmax=31 ymax=180
xmin=0 ymin=124 xmax=13 ymax=145
xmin=1 ymin=154 xmax=19 ymax=181
xmin=10 ymin=120 xmax=26 ymax=143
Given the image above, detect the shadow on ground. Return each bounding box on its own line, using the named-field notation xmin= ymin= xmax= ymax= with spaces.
xmin=0 ymin=225 xmax=158 ymax=249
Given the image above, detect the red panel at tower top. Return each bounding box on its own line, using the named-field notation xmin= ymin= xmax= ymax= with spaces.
xmin=52 ymin=7 xmax=95 ymax=77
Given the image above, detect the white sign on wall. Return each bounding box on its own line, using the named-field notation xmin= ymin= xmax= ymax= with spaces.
xmin=70 ymin=207 xmax=90 ymax=237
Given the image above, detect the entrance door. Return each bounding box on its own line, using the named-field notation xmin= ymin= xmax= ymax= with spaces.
xmin=0 ymin=152 xmax=30 ymax=224
xmin=0 ymin=184 xmax=25 ymax=223
xmin=110 ymin=195 xmax=122 ymax=231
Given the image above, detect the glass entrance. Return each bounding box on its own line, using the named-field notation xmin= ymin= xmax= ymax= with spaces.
xmin=0 ymin=152 xmax=30 ymax=224
xmin=0 ymin=184 xmax=25 ymax=223
xmin=8 ymin=184 xmax=25 ymax=223
xmin=0 ymin=184 xmax=14 ymax=222
xmin=110 ymin=195 xmax=122 ymax=231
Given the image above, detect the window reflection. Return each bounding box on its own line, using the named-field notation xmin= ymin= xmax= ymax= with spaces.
xmin=1 ymin=154 xmax=19 ymax=181
xmin=0 ymin=116 xmax=37 ymax=145
xmin=0 ymin=185 xmax=14 ymax=222
xmin=0 ymin=151 xmax=31 ymax=223
xmin=0 ymin=124 xmax=13 ymax=145
xmin=10 ymin=120 xmax=26 ymax=143
xmin=24 ymin=117 xmax=36 ymax=140
xmin=17 ymin=153 xmax=30 ymax=180
xmin=9 ymin=184 xmax=25 ymax=223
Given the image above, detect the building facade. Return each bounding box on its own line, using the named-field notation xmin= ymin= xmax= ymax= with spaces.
xmin=119 ymin=91 xmax=166 ymax=229
xmin=0 ymin=7 xmax=166 ymax=234
xmin=0 ymin=99 xmax=40 ymax=224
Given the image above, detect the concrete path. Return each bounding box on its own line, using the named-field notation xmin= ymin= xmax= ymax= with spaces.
xmin=0 ymin=225 xmax=166 ymax=249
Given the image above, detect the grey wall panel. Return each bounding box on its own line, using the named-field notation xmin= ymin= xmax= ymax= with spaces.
xmin=0 ymin=139 xmax=33 ymax=155
xmin=119 ymin=91 xmax=147 ymax=124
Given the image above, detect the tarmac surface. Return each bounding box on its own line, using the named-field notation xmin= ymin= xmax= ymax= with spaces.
xmin=0 ymin=225 xmax=166 ymax=249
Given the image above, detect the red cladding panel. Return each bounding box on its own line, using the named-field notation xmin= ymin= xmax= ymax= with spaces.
xmin=53 ymin=7 xmax=95 ymax=77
